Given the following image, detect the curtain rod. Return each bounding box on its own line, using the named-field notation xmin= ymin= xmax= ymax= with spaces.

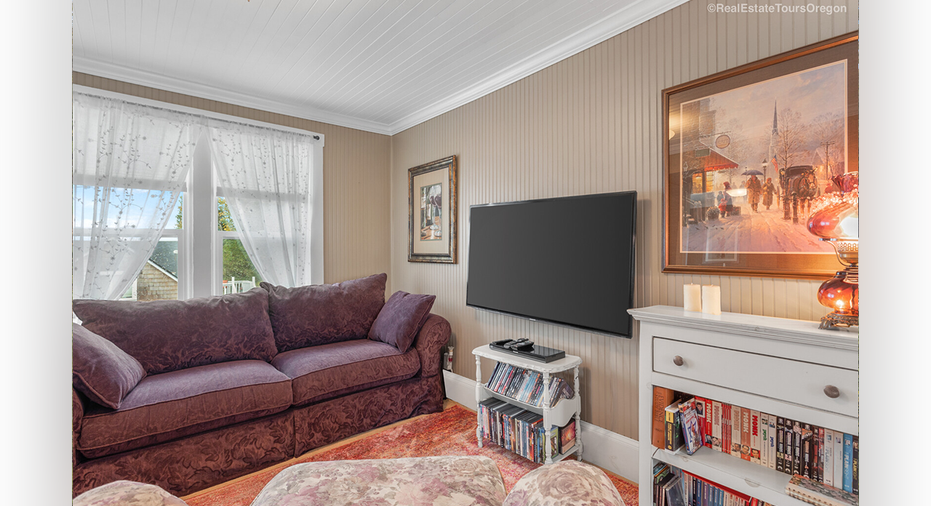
xmin=72 ymin=85 xmax=325 ymax=145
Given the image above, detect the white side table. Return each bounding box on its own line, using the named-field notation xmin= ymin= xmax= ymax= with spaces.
xmin=472 ymin=344 xmax=583 ymax=464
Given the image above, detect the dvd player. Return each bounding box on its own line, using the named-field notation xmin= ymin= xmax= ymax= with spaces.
xmin=489 ymin=343 xmax=566 ymax=363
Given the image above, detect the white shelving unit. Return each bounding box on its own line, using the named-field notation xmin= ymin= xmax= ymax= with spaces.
xmin=629 ymin=305 xmax=858 ymax=506
xmin=472 ymin=344 xmax=583 ymax=464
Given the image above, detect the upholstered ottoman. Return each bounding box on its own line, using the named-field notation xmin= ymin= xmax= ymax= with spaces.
xmin=250 ymin=456 xmax=507 ymax=506
xmin=72 ymin=480 xmax=189 ymax=506
xmin=249 ymin=456 xmax=625 ymax=506
xmin=502 ymin=460 xmax=625 ymax=506
xmin=73 ymin=458 xmax=624 ymax=506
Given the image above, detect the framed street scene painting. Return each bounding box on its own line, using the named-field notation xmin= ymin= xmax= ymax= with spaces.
xmin=409 ymin=155 xmax=458 ymax=263
xmin=663 ymin=33 xmax=858 ymax=279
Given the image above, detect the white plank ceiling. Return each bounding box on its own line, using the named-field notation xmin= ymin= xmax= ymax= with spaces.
xmin=73 ymin=0 xmax=687 ymax=135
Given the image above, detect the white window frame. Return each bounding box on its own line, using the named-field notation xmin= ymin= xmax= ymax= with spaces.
xmin=73 ymin=85 xmax=325 ymax=299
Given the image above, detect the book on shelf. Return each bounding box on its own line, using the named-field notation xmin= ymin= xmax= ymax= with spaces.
xmin=664 ymin=401 xmax=683 ymax=452
xmin=776 ymin=416 xmax=785 ymax=473
xmin=832 ymin=428 xmax=844 ymax=488
xmin=842 ymin=433 xmax=853 ymax=493
xmin=740 ymin=407 xmax=751 ymax=462
xmin=478 ymin=396 xmax=573 ymax=463
xmin=792 ymin=420 xmax=802 ymax=476
xmin=692 ymin=396 xmax=710 ymax=449
xmin=766 ymin=414 xmax=776 ymax=470
xmin=652 ymin=391 xmax=859 ymax=497
xmin=750 ymin=410 xmax=761 ymax=465
xmin=759 ymin=412 xmax=768 ymax=468
xmin=653 ymin=467 xmax=675 ymax=506
xmin=662 ymin=475 xmax=687 ymax=506
xmin=485 ymin=364 xmax=574 ymax=408
xmin=785 ymin=474 xmax=858 ymax=506
xmin=823 ymin=429 xmax=835 ymax=487
xmin=851 ymin=435 xmax=858 ymax=495
xmin=723 ymin=403 xmax=731 ymax=459
xmin=652 ymin=386 xmax=676 ymax=449
xmin=814 ymin=426 xmax=824 ymax=482
xmin=711 ymin=400 xmax=723 ymax=452
xmin=730 ymin=405 xmax=742 ymax=458
xmin=559 ymin=418 xmax=576 ymax=454
xmin=676 ymin=467 xmax=773 ymax=506
xmin=802 ymin=423 xmax=813 ymax=479
xmin=677 ymin=397 xmax=703 ymax=455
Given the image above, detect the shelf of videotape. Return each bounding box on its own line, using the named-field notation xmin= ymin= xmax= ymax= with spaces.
xmin=473 ymin=344 xmax=583 ymax=465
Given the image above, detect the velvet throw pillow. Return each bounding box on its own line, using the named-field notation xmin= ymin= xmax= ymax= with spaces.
xmin=261 ymin=273 xmax=388 ymax=352
xmin=368 ymin=291 xmax=436 ymax=353
xmin=72 ymin=323 xmax=146 ymax=410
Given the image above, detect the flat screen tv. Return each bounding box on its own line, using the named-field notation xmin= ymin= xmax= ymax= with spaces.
xmin=466 ymin=191 xmax=637 ymax=338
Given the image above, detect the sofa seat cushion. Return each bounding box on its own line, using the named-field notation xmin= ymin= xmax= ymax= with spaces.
xmin=272 ymin=339 xmax=420 ymax=406
xmin=78 ymin=360 xmax=292 ymax=459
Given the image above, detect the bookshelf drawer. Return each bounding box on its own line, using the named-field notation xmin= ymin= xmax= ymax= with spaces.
xmin=653 ymin=338 xmax=858 ymax=417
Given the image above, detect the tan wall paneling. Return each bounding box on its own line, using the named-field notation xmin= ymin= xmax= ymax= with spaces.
xmin=389 ymin=0 xmax=858 ymax=440
xmin=73 ymin=72 xmax=392 ymax=286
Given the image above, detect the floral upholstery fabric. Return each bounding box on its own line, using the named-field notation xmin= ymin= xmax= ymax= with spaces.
xmin=250 ymin=456 xmax=507 ymax=506
xmin=72 ymin=480 xmax=188 ymax=506
xmin=502 ymin=460 xmax=625 ymax=506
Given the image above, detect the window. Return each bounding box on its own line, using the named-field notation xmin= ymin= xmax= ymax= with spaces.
xmin=217 ymin=197 xmax=263 ymax=293
xmin=73 ymin=86 xmax=324 ymax=300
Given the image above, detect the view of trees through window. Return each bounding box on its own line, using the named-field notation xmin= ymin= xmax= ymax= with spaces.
xmin=174 ymin=196 xmax=263 ymax=290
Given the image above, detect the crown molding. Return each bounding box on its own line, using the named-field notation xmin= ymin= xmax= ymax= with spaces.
xmin=73 ymin=0 xmax=687 ymax=137
xmin=386 ymin=0 xmax=689 ymax=134
xmin=72 ymin=57 xmax=395 ymax=136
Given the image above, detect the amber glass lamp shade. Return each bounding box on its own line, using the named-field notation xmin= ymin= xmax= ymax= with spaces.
xmin=807 ymin=173 xmax=858 ymax=329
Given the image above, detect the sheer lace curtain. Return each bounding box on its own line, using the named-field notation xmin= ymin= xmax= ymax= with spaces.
xmin=208 ymin=119 xmax=322 ymax=287
xmin=72 ymin=92 xmax=203 ymax=299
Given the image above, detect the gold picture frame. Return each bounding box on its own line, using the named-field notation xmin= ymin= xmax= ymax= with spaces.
xmin=663 ymin=32 xmax=858 ymax=279
xmin=408 ymin=155 xmax=458 ymax=263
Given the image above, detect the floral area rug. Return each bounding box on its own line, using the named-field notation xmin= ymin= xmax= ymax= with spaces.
xmin=183 ymin=403 xmax=638 ymax=506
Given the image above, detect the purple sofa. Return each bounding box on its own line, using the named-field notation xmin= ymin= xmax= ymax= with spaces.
xmin=71 ymin=273 xmax=450 ymax=498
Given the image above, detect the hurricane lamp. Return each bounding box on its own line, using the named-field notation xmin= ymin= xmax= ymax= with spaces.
xmin=807 ymin=173 xmax=858 ymax=329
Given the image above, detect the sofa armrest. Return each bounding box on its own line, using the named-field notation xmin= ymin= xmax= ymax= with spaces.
xmin=412 ymin=314 xmax=451 ymax=378
xmin=73 ymin=388 xmax=84 ymax=468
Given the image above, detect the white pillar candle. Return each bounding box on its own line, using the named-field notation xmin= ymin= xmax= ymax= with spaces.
xmin=684 ymin=284 xmax=702 ymax=312
xmin=702 ymin=285 xmax=721 ymax=315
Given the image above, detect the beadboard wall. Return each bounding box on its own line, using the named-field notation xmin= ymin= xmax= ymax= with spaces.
xmin=73 ymin=72 xmax=392 ymax=287
xmin=390 ymin=0 xmax=858 ymax=439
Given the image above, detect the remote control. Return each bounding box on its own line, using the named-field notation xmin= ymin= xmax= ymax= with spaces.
xmin=505 ymin=339 xmax=534 ymax=351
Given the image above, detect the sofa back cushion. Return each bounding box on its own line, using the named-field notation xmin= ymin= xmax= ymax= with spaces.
xmin=72 ymin=288 xmax=277 ymax=375
xmin=260 ymin=273 xmax=387 ymax=352
xmin=73 ymin=323 xmax=147 ymax=409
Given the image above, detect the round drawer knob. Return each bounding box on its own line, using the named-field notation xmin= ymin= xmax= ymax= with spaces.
xmin=673 ymin=355 xmax=684 ymax=367
xmin=823 ymin=385 xmax=840 ymax=399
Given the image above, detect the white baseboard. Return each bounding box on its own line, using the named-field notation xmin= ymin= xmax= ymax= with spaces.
xmin=442 ymin=370 xmax=639 ymax=484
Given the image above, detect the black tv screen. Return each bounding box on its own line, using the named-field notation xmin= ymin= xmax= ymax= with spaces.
xmin=466 ymin=191 xmax=637 ymax=338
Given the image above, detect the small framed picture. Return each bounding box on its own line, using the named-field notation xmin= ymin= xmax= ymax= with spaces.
xmin=408 ymin=155 xmax=458 ymax=263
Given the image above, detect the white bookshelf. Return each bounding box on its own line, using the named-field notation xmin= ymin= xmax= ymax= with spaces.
xmin=629 ymin=306 xmax=858 ymax=506
xmin=472 ymin=344 xmax=583 ymax=464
